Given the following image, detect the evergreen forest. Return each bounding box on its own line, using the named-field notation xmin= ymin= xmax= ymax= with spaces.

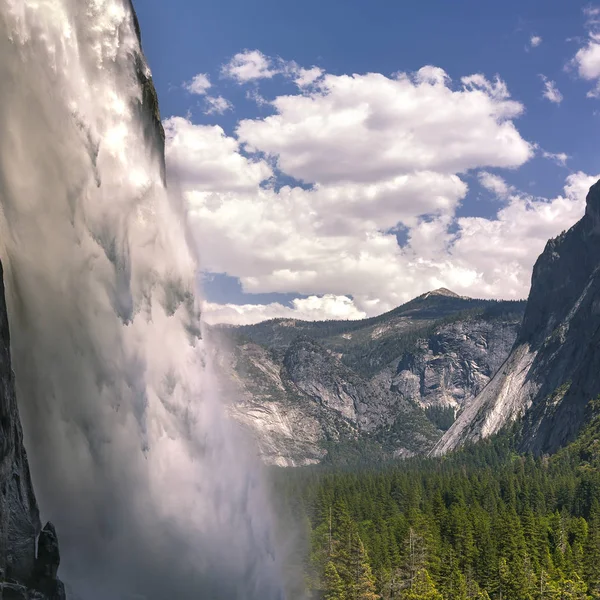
xmin=272 ymin=399 xmax=600 ymax=599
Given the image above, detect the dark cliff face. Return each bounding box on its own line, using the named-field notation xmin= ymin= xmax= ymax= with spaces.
xmin=127 ymin=0 xmax=166 ymax=183
xmin=518 ymin=180 xmax=600 ymax=453
xmin=0 ymin=263 xmax=39 ymax=583
xmin=0 ymin=262 xmax=65 ymax=598
xmin=435 ymin=179 xmax=600 ymax=456
xmin=519 ymin=180 xmax=600 ymax=348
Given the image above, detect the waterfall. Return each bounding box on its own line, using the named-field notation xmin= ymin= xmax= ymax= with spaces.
xmin=0 ymin=1 xmax=283 ymax=598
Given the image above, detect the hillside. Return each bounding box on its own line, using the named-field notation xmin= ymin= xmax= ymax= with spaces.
xmin=211 ymin=291 xmax=526 ymax=465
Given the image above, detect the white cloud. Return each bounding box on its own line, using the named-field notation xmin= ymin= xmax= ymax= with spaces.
xmin=165 ymin=59 xmax=599 ymax=322
xmin=540 ymin=75 xmax=563 ymax=104
xmin=542 ymin=151 xmax=569 ymax=167
xmin=202 ymin=295 xmax=366 ymax=326
xmin=575 ymin=38 xmax=600 ymax=80
xmin=221 ymin=50 xmax=278 ymax=83
xmin=237 ymin=68 xmax=532 ymax=186
xmin=184 ymin=73 xmax=211 ymax=95
xmin=530 ymin=35 xmax=543 ymax=48
xmin=478 ymin=171 xmax=514 ymax=199
xmin=293 ymin=66 xmax=324 ymax=88
xmin=164 ymin=117 xmax=272 ymax=192
xmin=450 ymin=172 xmax=599 ymax=299
xmin=572 ymin=8 xmax=600 ymax=97
xmin=168 ymin=115 xmax=595 ymax=315
xmin=204 ymin=95 xmax=233 ymax=115
xmin=221 ymin=51 xmax=325 ymax=92
xmin=460 ymin=74 xmax=511 ymax=100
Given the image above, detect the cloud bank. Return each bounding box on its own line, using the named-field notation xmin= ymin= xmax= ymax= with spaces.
xmin=167 ymin=55 xmax=596 ymax=322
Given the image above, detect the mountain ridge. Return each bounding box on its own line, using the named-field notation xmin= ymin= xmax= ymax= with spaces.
xmin=212 ymin=291 xmax=526 ymax=465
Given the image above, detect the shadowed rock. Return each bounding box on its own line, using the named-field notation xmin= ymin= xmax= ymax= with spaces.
xmin=0 ymin=260 xmax=65 ymax=598
xmin=434 ymin=178 xmax=600 ymax=456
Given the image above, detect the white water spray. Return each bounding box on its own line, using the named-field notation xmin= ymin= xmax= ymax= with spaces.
xmin=0 ymin=1 xmax=283 ymax=598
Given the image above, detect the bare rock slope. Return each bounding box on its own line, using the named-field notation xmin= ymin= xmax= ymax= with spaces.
xmin=213 ymin=292 xmax=525 ymax=465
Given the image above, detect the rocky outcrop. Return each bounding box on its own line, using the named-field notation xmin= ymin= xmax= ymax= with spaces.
xmin=218 ymin=341 xmax=327 ymax=466
xmin=434 ymin=179 xmax=600 ymax=456
xmin=214 ymin=294 xmax=524 ymax=465
xmin=283 ymin=336 xmax=439 ymax=444
xmin=127 ymin=0 xmax=166 ymax=183
xmin=0 ymin=261 xmax=65 ymax=599
xmin=377 ymin=318 xmax=520 ymax=412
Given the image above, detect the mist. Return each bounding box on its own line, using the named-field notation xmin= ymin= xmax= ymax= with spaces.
xmin=0 ymin=1 xmax=284 ymax=598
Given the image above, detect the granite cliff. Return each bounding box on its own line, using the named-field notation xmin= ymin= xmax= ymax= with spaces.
xmin=212 ymin=292 xmax=525 ymax=465
xmin=434 ymin=179 xmax=600 ymax=456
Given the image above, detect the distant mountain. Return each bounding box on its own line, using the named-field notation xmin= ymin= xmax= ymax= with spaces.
xmin=211 ymin=290 xmax=525 ymax=466
xmin=434 ymin=178 xmax=600 ymax=456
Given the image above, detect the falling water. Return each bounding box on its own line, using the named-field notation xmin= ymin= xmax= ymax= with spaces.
xmin=0 ymin=1 xmax=283 ymax=598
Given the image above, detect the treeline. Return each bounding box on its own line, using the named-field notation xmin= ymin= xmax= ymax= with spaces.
xmin=272 ymin=409 xmax=600 ymax=599
xmin=232 ymin=296 xmax=526 ymax=352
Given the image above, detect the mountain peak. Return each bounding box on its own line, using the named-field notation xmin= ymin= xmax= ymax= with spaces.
xmin=422 ymin=288 xmax=461 ymax=299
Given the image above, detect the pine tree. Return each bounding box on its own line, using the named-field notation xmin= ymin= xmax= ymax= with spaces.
xmin=401 ymin=569 xmax=443 ymax=600
xmin=272 ymin=419 xmax=600 ymax=600
xmin=323 ymin=561 xmax=346 ymax=600
xmin=348 ymin=532 xmax=379 ymax=600
xmin=498 ymin=556 xmax=511 ymax=600
xmin=399 ymin=528 xmax=427 ymax=589
xmin=555 ymin=573 xmax=588 ymax=600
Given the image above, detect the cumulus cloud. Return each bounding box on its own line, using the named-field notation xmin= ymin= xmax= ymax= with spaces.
xmin=478 ymin=171 xmax=514 ymax=199
xmin=236 ymin=68 xmax=532 ymax=186
xmin=449 ymin=171 xmax=598 ymax=299
xmin=222 ymin=50 xmax=324 ymax=91
xmin=540 ymin=75 xmax=563 ymax=104
xmin=164 ymin=117 xmax=273 ymax=192
xmin=221 ymin=50 xmax=279 ymax=83
xmin=184 ymin=72 xmax=211 ymax=95
xmin=530 ymin=35 xmax=543 ymax=48
xmin=203 ymin=295 xmax=366 ymax=326
xmin=293 ymin=66 xmax=324 ymax=88
xmin=166 ymin=56 xmax=599 ymax=323
xmin=572 ymin=7 xmax=600 ymax=97
xmin=200 ymin=171 xmax=597 ymax=321
xmin=164 ymin=58 xmax=563 ymax=319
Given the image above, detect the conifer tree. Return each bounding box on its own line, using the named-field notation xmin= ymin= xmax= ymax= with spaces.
xmin=348 ymin=532 xmax=379 ymax=600
xmin=323 ymin=561 xmax=346 ymax=600
xmin=585 ymin=500 xmax=600 ymax=598
xmin=401 ymin=569 xmax=443 ymax=600
xmin=555 ymin=573 xmax=588 ymax=600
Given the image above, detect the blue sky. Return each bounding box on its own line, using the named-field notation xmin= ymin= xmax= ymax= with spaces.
xmin=135 ymin=1 xmax=600 ymax=324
